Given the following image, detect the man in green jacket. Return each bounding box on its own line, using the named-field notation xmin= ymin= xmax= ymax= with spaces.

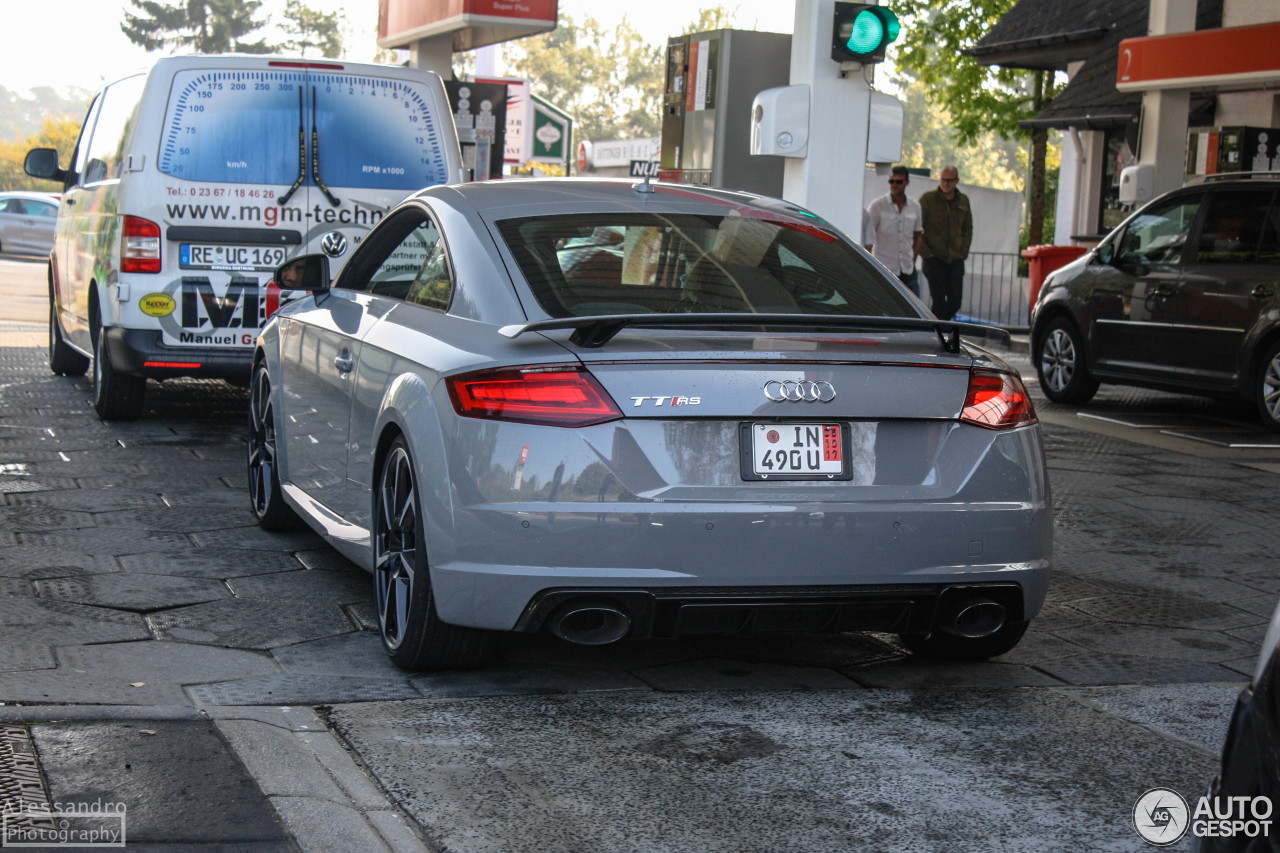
xmin=919 ymin=165 xmax=973 ymax=320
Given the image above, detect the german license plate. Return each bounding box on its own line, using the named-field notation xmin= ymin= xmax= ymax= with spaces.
xmin=180 ymin=243 xmax=287 ymax=272
xmin=747 ymin=423 xmax=845 ymax=479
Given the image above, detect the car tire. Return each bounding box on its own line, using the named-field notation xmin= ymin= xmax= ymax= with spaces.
xmin=374 ymin=436 xmax=495 ymax=671
xmin=91 ymin=315 xmax=146 ymax=421
xmin=1255 ymin=340 xmax=1280 ymax=433
xmin=247 ymin=361 xmax=302 ymax=530
xmin=1034 ymin=318 xmax=1099 ymax=404
xmin=899 ymin=620 xmax=1030 ymax=661
xmin=48 ymin=282 xmax=88 ymax=377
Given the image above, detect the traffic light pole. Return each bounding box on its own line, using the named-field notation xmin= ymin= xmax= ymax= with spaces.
xmin=782 ymin=0 xmax=875 ymax=242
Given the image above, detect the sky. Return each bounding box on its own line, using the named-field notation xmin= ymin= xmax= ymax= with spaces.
xmin=3 ymin=0 xmax=797 ymax=98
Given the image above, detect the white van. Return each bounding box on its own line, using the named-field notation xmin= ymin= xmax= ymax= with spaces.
xmin=26 ymin=55 xmax=464 ymax=419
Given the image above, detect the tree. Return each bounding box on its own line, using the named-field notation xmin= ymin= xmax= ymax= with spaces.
xmin=281 ymin=1 xmax=344 ymax=58
xmin=0 ymin=116 xmax=82 ymax=191
xmin=892 ymin=0 xmax=1061 ymax=244
xmin=121 ymin=0 xmax=271 ymax=54
xmin=507 ymin=12 xmax=665 ymax=143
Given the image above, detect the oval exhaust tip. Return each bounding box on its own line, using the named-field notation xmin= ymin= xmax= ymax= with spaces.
xmin=940 ymin=598 xmax=1006 ymax=639
xmin=546 ymin=600 xmax=631 ymax=646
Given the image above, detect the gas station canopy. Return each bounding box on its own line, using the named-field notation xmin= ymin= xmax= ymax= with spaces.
xmin=378 ymin=0 xmax=558 ymax=52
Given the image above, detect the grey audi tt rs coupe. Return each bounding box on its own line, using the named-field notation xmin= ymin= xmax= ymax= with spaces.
xmin=248 ymin=178 xmax=1052 ymax=671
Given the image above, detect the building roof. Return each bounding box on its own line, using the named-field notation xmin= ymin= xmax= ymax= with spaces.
xmin=967 ymin=0 xmax=1222 ymax=131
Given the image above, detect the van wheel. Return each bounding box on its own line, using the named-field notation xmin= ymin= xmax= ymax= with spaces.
xmin=1034 ymin=318 xmax=1099 ymax=404
xmin=1255 ymin=340 xmax=1280 ymax=433
xmin=48 ymin=285 xmax=88 ymax=377
xmin=92 ymin=319 xmax=145 ymax=421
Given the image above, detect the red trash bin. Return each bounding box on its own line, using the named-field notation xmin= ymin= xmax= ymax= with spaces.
xmin=1021 ymin=245 xmax=1087 ymax=314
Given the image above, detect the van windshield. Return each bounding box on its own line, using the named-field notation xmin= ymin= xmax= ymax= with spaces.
xmin=158 ymin=68 xmax=451 ymax=190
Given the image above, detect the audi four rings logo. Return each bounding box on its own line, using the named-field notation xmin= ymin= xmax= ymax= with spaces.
xmin=320 ymin=231 xmax=348 ymax=258
xmin=764 ymin=380 xmax=837 ymax=402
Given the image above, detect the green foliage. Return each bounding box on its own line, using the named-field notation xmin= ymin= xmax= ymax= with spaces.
xmin=507 ymin=12 xmax=664 ymax=142
xmin=895 ymin=75 xmax=1022 ymax=189
xmin=892 ymin=0 xmax=1040 ymax=145
xmin=121 ymin=0 xmax=272 ymax=54
xmin=281 ymin=1 xmax=344 ymax=58
xmin=0 ymin=115 xmax=82 ymax=191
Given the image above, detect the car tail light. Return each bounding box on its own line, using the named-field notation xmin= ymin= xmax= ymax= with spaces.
xmin=447 ymin=366 xmax=622 ymax=427
xmin=121 ymin=216 xmax=161 ymax=274
xmin=960 ymin=369 xmax=1037 ymax=429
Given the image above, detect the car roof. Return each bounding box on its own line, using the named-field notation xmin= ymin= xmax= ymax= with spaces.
xmin=0 ymin=191 xmax=59 ymax=202
xmin=410 ymin=178 xmax=836 ymax=227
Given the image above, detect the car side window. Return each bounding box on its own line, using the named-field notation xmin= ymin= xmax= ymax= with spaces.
xmin=1196 ymin=190 xmax=1274 ymax=264
xmin=0 ymin=199 xmax=14 ymax=214
xmin=1259 ymin=200 xmax=1280 ymax=264
xmin=28 ymin=201 xmax=57 ymax=218
xmin=1117 ymin=197 xmax=1200 ymax=265
xmin=341 ymin=208 xmax=453 ymax=311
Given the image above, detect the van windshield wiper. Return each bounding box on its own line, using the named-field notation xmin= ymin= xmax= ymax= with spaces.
xmin=277 ymin=87 xmax=306 ymax=205
xmin=498 ymin=313 xmax=1011 ymax=353
xmin=310 ymin=87 xmax=340 ymax=207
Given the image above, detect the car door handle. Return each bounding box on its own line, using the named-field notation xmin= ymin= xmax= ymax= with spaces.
xmin=1252 ymin=285 xmax=1273 ymax=300
xmin=1150 ymin=283 xmax=1175 ymax=297
xmin=334 ymin=352 xmax=353 ymax=374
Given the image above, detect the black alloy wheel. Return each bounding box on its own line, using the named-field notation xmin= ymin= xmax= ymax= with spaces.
xmin=247 ymin=361 xmax=300 ymax=529
xmin=1255 ymin=340 xmax=1280 ymax=433
xmin=1034 ymin=318 xmax=1099 ymax=405
xmin=374 ymin=436 xmax=494 ymax=671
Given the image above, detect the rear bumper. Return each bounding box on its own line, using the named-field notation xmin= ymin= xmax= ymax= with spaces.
xmin=431 ymin=555 xmax=1051 ymax=633
xmin=105 ymin=328 xmax=254 ymax=382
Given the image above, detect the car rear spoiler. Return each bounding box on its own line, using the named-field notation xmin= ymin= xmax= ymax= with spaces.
xmin=498 ymin=313 xmax=1011 ymax=353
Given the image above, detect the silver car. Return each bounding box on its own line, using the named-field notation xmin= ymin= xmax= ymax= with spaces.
xmin=0 ymin=191 xmax=59 ymax=256
xmin=249 ymin=179 xmax=1052 ymax=671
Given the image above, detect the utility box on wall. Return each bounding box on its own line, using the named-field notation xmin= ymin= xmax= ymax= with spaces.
xmin=659 ymin=29 xmax=792 ymax=196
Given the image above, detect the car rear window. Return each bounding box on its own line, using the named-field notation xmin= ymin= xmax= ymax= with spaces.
xmin=495 ymin=212 xmax=916 ymax=318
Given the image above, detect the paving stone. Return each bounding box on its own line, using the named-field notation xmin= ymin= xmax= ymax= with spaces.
xmin=1065 ymin=622 xmax=1256 ymax=663
xmin=0 ymin=548 xmax=119 ymax=579
xmin=294 ymin=548 xmax=363 ymax=572
xmin=0 ymin=642 xmax=55 ymax=672
xmin=228 ymin=569 xmax=371 ymax=604
xmin=0 ymin=505 xmax=95 ymax=532
xmin=14 ymin=527 xmax=191 ymax=551
xmin=633 ymin=658 xmax=861 ymax=691
xmin=118 ymin=550 xmax=304 ymax=578
xmin=6 ymin=489 xmax=166 ymax=511
xmin=1038 ymin=655 xmax=1245 ymax=686
xmin=90 ymin=506 xmax=257 ymax=532
xmin=0 ymin=599 xmax=149 ymax=645
xmin=35 ymin=574 xmax=231 ymax=611
xmin=216 ymin=720 xmax=347 ymax=800
xmin=56 ymin=641 xmax=279 ymax=691
xmin=1061 ymin=684 xmax=1244 ymax=754
xmin=148 ymin=599 xmax=355 ymax=649
xmin=1068 ymin=594 xmax=1259 ymax=630
xmin=410 ymin=663 xmax=652 ymax=699
xmin=270 ymin=798 xmax=393 ymax=853
xmin=190 ymin=527 xmax=324 ymax=552
xmin=271 ymin=632 xmax=401 ymax=677
xmin=849 ymin=659 xmax=1063 ymax=689
xmin=187 ymin=674 xmax=419 ymax=706
xmin=0 ymin=476 xmax=80 ymax=493
xmin=0 ymin=578 xmax=34 ymax=597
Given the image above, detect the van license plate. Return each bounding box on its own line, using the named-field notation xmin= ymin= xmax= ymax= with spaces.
xmin=180 ymin=244 xmax=287 ymax=272
xmin=748 ymin=423 xmax=845 ymax=478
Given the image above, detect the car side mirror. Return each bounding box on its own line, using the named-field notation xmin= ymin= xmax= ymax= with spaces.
xmin=1094 ymin=243 xmax=1114 ymax=265
xmin=24 ymin=148 xmax=72 ymax=185
xmin=275 ymin=254 xmax=330 ymax=294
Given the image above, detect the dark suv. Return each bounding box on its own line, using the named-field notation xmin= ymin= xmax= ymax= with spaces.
xmin=1030 ymin=175 xmax=1280 ymax=430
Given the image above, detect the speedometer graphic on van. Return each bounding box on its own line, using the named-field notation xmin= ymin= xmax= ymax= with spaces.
xmin=158 ymin=68 xmax=451 ymax=190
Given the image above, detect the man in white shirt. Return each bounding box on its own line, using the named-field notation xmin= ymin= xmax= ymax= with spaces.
xmin=864 ymin=166 xmax=923 ymax=297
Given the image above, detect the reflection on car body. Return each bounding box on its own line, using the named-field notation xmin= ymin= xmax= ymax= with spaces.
xmin=248 ymin=179 xmax=1052 ymax=671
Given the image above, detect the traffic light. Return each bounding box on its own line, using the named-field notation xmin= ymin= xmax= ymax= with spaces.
xmin=831 ymin=2 xmax=900 ymax=64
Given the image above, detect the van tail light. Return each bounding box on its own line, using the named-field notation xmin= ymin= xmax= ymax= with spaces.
xmin=447 ymin=366 xmax=622 ymax=427
xmin=121 ymin=216 xmax=161 ymax=274
xmin=960 ymin=369 xmax=1037 ymax=429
